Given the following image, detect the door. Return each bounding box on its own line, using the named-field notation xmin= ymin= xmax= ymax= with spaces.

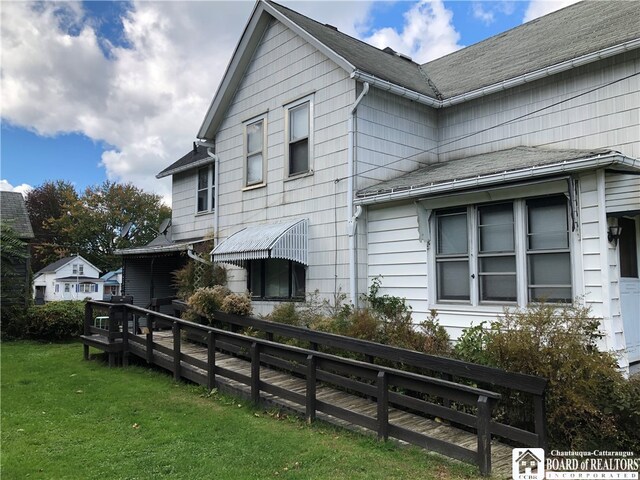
xmin=619 ymin=216 xmax=640 ymax=364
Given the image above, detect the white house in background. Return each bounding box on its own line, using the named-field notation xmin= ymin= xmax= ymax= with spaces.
xmin=150 ymin=1 xmax=638 ymax=371
xmin=33 ymin=256 xmax=104 ymax=302
xmin=100 ymin=268 xmax=123 ymax=301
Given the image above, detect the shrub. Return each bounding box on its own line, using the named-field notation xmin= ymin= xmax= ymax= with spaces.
xmin=185 ymin=286 xmax=230 ymax=323
xmin=172 ymin=244 xmax=228 ymax=301
xmin=23 ymin=301 xmax=85 ymax=341
xmin=268 ymin=302 xmax=301 ymax=326
xmin=416 ymin=310 xmax=452 ymax=357
xmin=454 ymin=302 xmax=640 ymax=451
xmin=220 ymin=293 xmax=252 ymax=316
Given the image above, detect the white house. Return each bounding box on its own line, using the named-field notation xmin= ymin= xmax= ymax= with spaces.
xmin=145 ymin=1 xmax=639 ymax=371
xmin=33 ymin=256 xmax=104 ymax=302
xmin=100 ymin=268 xmax=123 ymax=301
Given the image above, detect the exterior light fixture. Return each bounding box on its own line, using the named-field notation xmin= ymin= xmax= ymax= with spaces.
xmin=607 ymin=225 xmax=622 ymax=246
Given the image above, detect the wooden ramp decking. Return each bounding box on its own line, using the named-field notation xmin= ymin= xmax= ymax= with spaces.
xmin=126 ymin=330 xmax=513 ymax=477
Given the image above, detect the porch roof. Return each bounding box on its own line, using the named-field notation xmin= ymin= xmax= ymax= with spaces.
xmin=212 ymin=218 xmax=308 ymax=267
xmin=355 ymin=147 xmax=640 ymax=205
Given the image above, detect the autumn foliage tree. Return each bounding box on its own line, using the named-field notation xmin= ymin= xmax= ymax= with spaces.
xmin=26 ymin=180 xmax=171 ymax=273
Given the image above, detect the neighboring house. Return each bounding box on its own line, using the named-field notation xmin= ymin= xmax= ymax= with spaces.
xmin=33 ymin=255 xmax=103 ymax=302
xmin=100 ymin=268 xmax=122 ymax=301
xmin=157 ymin=1 xmax=638 ymax=370
xmin=1 ymin=191 xmax=35 ymax=307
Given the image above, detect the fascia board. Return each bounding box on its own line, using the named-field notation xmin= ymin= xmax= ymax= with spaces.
xmin=197 ymin=1 xmax=269 ymax=140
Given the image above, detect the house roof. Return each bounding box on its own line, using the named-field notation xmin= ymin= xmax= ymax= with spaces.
xmin=56 ymin=276 xmax=104 ymax=283
xmin=356 ymin=147 xmax=640 ymax=203
xmin=156 ymin=143 xmax=212 ymax=179
xmin=34 ymin=255 xmax=101 ymax=277
xmin=423 ymin=1 xmax=640 ymax=99
xmin=1 ymin=191 xmax=34 ymax=239
xmin=197 ymin=0 xmax=640 ymax=140
xmin=100 ymin=269 xmax=122 ymax=285
xmin=266 ymin=1 xmax=437 ymax=99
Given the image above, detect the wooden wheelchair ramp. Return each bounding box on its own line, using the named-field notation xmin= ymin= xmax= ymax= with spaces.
xmin=82 ymin=300 xmax=549 ymax=478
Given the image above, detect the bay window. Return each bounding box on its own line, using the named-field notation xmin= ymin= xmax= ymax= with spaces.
xmin=434 ymin=195 xmax=572 ymax=305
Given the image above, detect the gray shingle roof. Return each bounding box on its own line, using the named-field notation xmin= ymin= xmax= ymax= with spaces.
xmin=34 ymin=256 xmax=76 ymax=276
xmin=422 ymin=1 xmax=640 ymax=99
xmin=357 ymin=147 xmax=618 ymax=197
xmin=1 ymin=191 xmax=34 ymax=239
xmin=267 ymin=1 xmax=438 ymax=98
xmin=157 ymin=143 xmax=212 ymax=178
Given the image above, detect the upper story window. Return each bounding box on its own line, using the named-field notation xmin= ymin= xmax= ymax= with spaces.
xmin=197 ymin=164 xmax=215 ymax=213
xmin=245 ymin=117 xmax=265 ymax=186
xmin=72 ymin=263 xmax=84 ymax=275
xmin=285 ymin=97 xmax=312 ymax=177
xmin=434 ymin=195 xmax=571 ymax=306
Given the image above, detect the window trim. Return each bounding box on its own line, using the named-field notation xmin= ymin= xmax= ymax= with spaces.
xmin=284 ymin=95 xmax=313 ymax=179
xmin=244 ymin=114 xmax=267 ymax=188
xmin=195 ymin=163 xmax=216 ymax=214
xmin=428 ymin=193 xmax=574 ymax=309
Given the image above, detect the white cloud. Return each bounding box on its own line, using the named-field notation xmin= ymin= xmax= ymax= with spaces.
xmin=363 ymin=0 xmax=462 ymax=64
xmin=1 ymin=1 xmax=383 ymax=202
xmin=472 ymin=3 xmax=495 ymax=25
xmin=0 ymin=180 xmax=33 ymax=196
xmin=523 ymin=0 xmax=582 ymax=23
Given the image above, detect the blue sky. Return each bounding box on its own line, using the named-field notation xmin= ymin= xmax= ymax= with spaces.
xmin=0 ymin=0 xmax=576 ymax=202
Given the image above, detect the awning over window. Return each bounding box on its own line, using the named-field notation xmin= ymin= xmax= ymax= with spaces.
xmin=212 ymin=219 xmax=308 ymax=267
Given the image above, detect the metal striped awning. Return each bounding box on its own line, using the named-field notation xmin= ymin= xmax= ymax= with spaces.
xmin=211 ymin=219 xmax=308 ymax=267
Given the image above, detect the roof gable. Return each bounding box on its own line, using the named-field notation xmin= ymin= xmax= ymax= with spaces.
xmin=35 ymin=255 xmax=101 ymax=277
xmin=1 ymin=191 xmax=34 ymax=239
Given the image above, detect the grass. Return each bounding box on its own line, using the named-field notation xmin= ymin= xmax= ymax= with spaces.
xmin=1 ymin=342 xmax=480 ymax=480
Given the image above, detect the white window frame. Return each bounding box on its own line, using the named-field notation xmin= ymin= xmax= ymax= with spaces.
xmin=72 ymin=263 xmax=78 ymax=274
xmin=195 ymin=164 xmax=215 ymax=214
xmin=79 ymin=283 xmax=95 ymax=294
xmin=64 ymin=283 xmax=70 ymax=293
xmin=426 ymin=184 xmax=574 ymax=309
xmin=284 ymin=95 xmax=313 ymax=178
xmin=243 ymin=114 xmax=267 ymax=188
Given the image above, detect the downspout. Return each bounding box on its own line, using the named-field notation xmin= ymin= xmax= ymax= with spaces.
xmin=347 ymin=82 xmax=369 ymax=307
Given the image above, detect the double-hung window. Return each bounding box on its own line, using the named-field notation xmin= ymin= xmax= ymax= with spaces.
xmin=197 ymin=164 xmax=215 ymax=213
xmin=245 ymin=117 xmax=265 ymax=186
xmin=434 ymin=195 xmax=571 ymax=305
xmin=285 ymin=98 xmax=312 ymax=177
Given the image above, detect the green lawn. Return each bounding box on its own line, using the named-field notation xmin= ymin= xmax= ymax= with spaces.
xmin=1 ymin=342 xmax=479 ymax=479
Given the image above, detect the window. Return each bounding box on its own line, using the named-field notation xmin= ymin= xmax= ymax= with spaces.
xmin=247 ymin=259 xmax=305 ymax=300
xmin=197 ymin=164 xmax=215 ymax=213
xmin=79 ymin=264 xmax=84 ymax=275
xmin=55 ymin=284 xmax=59 ymax=293
xmin=64 ymin=283 xmax=70 ymax=293
xmin=245 ymin=118 xmax=265 ymax=186
xmin=434 ymin=195 xmax=572 ymax=305
xmin=285 ymin=99 xmax=311 ymax=176
xmin=79 ymin=283 xmax=96 ymax=294
xmin=72 ymin=263 xmax=78 ymax=274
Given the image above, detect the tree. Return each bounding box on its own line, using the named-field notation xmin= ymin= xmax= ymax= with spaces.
xmin=51 ymin=181 xmax=171 ymax=272
xmin=25 ymin=180 xmax=79 ymax=272
xmin=26 ymin=180 xmax=171 ymax=273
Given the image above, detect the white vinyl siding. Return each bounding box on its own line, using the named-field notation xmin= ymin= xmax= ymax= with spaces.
xmin=212 ymin=18 xmax=356 ymax=314
xmin=605 ymin=172 xmax=640 ymax=214
xmin=438 ymin=50 xmax=640 ymax=161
